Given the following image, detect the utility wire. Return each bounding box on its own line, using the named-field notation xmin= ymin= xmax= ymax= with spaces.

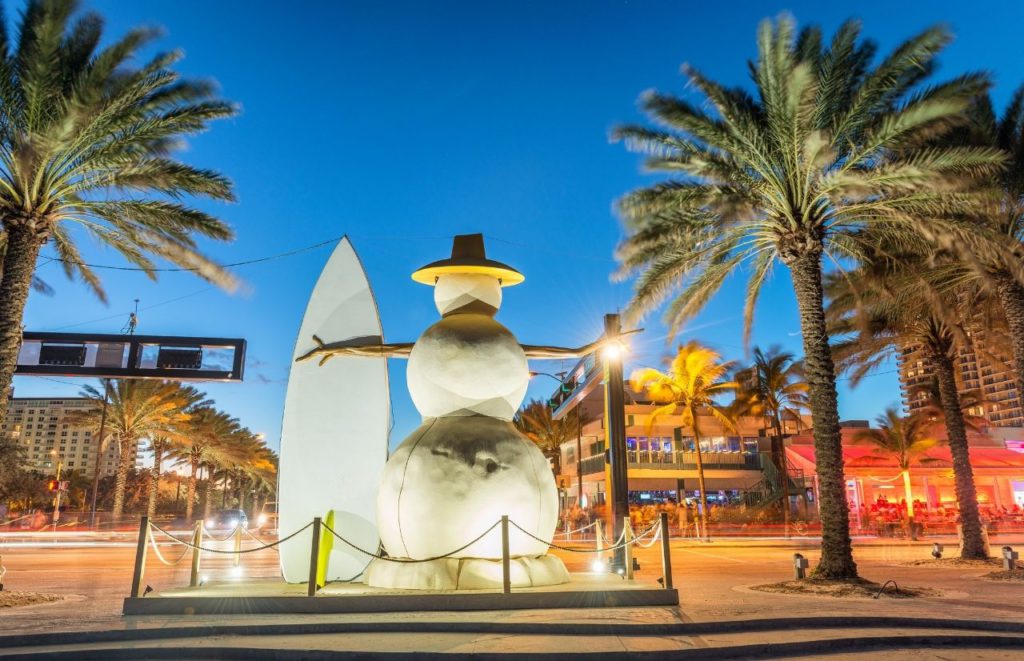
xmin=36 ymin=232 xmax=612 ymax=274
xmin=45 ymin=287 xmax=214 ymax=331
xmin=39 ymin=236 xmax=344 ymax=273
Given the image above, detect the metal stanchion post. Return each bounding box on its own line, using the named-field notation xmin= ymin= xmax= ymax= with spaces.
xmin=233 ymin=524 xmax=242 ymax=567
xmin=624 ymin=517 xmax=634 ymax=580
xmin=501 ymin=515 xmax=511 ymax=594
xmin=659 ymin=512 xmax=673 ymax=590
xmin=596 ymin=520 xmax=604 ymax=556
xmin=307 ymin=517 xmax=322 ymax=597
xmin=190 ymin=520 xmax=203 ymax=587
xmin=130 ymin=516 xmax=150 ymax=598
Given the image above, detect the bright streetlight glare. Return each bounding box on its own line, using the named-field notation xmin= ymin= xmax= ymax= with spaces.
xmin=602 ymin=342 xmax=623 ymax=361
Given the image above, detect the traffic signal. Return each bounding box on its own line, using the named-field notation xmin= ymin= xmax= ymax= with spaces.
xmin=47 ymin=479 xmax=59 ymax=492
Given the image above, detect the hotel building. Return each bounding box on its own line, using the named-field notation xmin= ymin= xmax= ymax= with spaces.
xmin=2 ymin=397 xmax=126 ymax=477
xmin=898 ymin=328 xmax=1024 ymax=427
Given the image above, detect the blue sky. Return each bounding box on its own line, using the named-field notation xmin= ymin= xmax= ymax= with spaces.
xmin=14 ymin=0 xmax=1024 ymax=452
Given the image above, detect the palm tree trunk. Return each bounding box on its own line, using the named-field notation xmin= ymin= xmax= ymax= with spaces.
xmin=186 ymin=458 xmax=198 ymax=523
xmin=690 ymin=406 xmax=711 ymax=542
xmin=147 ymin=445 xmax=163 ymax=519
xmin=0 ymin=225 xmax=44 ymax=428
xmin=994 ymin=275 xmax=1024 ymax=405
xmin=902 ymin=468 xmax=916 ymax=540
xmin=772 ymin=417 xmax=791 ymax=536
xmin=927 ymin=346 xmax=987 ymax=558
xmin=786 ymin=248 xmax=857 ymax=579
xmin=203 ymin=467 xmax=214 ymax=520
xmin=111 ymin=436 xmax=132 ymax=522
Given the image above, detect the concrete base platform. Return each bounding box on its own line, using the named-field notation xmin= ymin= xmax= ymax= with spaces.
xmin=123 ymin=573 xmax=678 ymax=616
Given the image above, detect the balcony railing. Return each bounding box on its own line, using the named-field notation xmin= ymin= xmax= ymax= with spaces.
xmin=577 ymin=451 xmax=762 ymax=476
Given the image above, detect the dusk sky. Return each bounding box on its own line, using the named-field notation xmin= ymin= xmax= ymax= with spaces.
xmin=14 ymin=0 xmax=1024 ymax=452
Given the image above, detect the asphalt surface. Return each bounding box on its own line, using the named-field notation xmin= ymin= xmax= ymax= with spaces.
xmin=2 ymin=532 xmax=1024 ymax=657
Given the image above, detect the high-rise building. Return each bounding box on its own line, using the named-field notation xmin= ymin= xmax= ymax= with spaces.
xmin=898 ymin=328 xmax=1024 ymax=427
xmin=1 ymin=397 xmax=126 ymax=476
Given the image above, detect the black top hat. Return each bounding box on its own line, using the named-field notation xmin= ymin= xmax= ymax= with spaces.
xmin=411 ymin=233 xmax=524 ymax=287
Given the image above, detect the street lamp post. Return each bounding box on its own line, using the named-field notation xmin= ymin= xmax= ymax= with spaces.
xmin=603 ymin=313 xmax=629 ymax=572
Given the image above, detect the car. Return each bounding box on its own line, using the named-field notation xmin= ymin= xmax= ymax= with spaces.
xmin=256 ymin=501 xmax=278 ymax=531
xmin=208 ymin=508 xmax=248 ymax=531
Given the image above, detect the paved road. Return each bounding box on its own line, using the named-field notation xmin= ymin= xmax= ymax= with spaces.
xmin=2 ymin=532 xmax=1024 ymax=661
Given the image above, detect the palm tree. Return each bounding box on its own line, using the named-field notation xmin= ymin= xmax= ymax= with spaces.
xmin=69 ymin=379 xmax=193 ymax=522
xmin=145 ymin=435 xmax=170 ymax=519
xmin=631 ymin=341 xmax=737 ymax=541
xmin=612 ymin=17 xmax=1002 ymax=578
xmin=733 ymin=346 xmax=809 ymax=529
xmin=514 ymin=399 xmax=579 ymax=477
xmin=852 ymin=408 xmax=939 ymax=538
xmin=926 ymin=86 xmax=1024 ymax=401
xmin=143 ymin=385 xmax=207 ymax=519
xmin=1 ymin=231 xmax=54 ymax=295
xmin=910 ymin=377 xmax=989 ymax=432
xmin=168 ymin=406 xmax=240 ymax=523
xmin=827 ymin=251 xmax=989 ymax=558
xmin=0 ymin=0 xmax=238 ymax=429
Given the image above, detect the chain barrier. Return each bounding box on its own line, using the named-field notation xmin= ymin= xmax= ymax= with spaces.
xmin=149 ymin=521 xmax=313 ymax=554
xmin=320 ymin=520 xmax=501 ymax=563
xmin=147 ymin=525 xmax=192 ymax=566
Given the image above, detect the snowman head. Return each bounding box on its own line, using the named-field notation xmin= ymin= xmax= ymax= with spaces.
xmin=412 ymin=234 xmax=523 ymax=317
xmin=434 ymin=274 xmax=502 ymax=316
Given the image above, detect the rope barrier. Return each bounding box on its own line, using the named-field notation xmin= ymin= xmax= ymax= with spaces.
xmin=147 ymin=525 xmax=192 ymax=566
xmin=630 ymin=526 xmax=663 ymax=548
xmin=201 ymin=524 xmax=242 ymax=542
xmin=510 ymin=520 xmax=661 ymax=553
xmin=602 ymin=526 xmax=626 ymax=547
xmin=149 ymin=521 xmax=313 ymax=554
xmin=320 ymin=520 xmax=501 ymax=563
xmin=554 ymin=521 xmax=599 ymax=537
xmin=242 ymin=526 xmax=278 ymax=552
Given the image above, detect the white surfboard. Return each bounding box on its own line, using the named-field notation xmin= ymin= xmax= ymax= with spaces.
xmin=277 ymin=237 xmax=390 ymax=583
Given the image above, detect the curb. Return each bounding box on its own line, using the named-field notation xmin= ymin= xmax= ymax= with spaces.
xmin=1 ymin=615 xmax=1023 ymax=650
xmin=2 ymin=634 xmax=1024 ymax=659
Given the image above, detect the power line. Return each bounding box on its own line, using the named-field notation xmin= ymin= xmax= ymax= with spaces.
xmin=45 ymin=287 xmax=214 ymax=331
xmin=37 ymin=232 xmax=612 ymax=274
xmin=40 ymin=235 xmax=346 ymax=273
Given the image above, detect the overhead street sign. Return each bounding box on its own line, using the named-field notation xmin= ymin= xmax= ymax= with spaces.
xmin=15 ymin=331 xmax=246 ymax=382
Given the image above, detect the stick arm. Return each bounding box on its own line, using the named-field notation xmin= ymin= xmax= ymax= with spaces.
xmin=296 ymin=334 xmax=414 ymax=366
xmin=521 ymin=328 xmax=642 ymax=359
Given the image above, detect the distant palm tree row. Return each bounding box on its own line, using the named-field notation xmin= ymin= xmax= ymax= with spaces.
xmin=68 ymin=379 xmax=276 ymax=523
xmin=614 ymin=15 xmax=1024 ymax=577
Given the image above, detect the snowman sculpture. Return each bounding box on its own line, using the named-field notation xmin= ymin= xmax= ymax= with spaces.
xmin=300 ymin=234 xmax=613 ymax=589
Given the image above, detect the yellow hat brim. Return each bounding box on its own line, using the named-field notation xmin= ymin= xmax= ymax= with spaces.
xmin=411 ymin=264 xmax=525 ymax=287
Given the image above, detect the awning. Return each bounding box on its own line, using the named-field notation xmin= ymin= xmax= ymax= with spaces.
xmin=786 ymin=444 xmax=1024 ymax=471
